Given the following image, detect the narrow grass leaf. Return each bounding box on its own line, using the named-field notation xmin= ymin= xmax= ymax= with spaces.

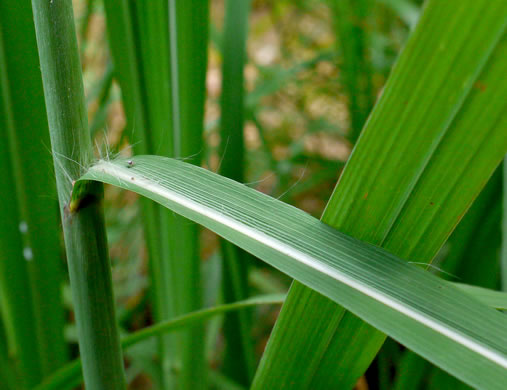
xmin=35 ymin=295 xmax=284 ymax=390
xmin=389 ymin=167 xmax=503 ymax=388
xmin=0 ymin=2 xmax=67 ymax=384
xmin=254 ymin=1 xmax=507 ymax=387
xmin=102 ymin=2 xmax=179 ymax=386
xmin=74 ymin=155 xmax=507 ymax=389
xmin=0 ymin=31 xmax=44 ymax=387
xmin=166 ymin=2 xmax=210 ymax=388
xmin=219 ymin=0 xmax=254 ymax=384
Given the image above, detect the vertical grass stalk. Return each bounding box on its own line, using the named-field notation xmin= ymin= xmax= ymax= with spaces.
xmin=31 ymin=0 xmax=125 ymax=388
xmin=167 ymin=2 xmax=209 ymax=388
xmin=218 ymin=0 xmax=254 ymax=385
xmin=104 ymin=1 xmax=209 ymax=386
xmin=125 ymin=1 xmax=177 ymax=387
xmin=101 ymin=1 xmax=174 ymax=386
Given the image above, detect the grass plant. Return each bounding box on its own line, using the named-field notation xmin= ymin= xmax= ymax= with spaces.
xmin=0 ymin=0 xmax=505 ymax=388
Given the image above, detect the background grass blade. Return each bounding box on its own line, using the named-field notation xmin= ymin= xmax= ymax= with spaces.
xmin=74 ymin=155 xmax=507 ymax=389
xmin=104 ymin=1 xmax=210 ymax=386
xmin=102 ymin=1 xmax=169 ymax=385
xmin=253 ymin=0 xmax=507 ymax=387
xmin=102 ymin=1 xmax=176 ymax=386
xmin=0 ymin=34 xmax=44 ymax=388
xmin=503 ymin=160 xmax=507 ymax=291
xmin=88 ymin=62 xmax=114 ymax=139
xmin=169 ymin=0 xmax=209 ymax=164
xmin=106 ymin=1 xmax=177 ymax=386
xmin=0 ymin=2 xmax=67 ymax=386
xmin=218 ymin=0 xmax=253 ymax=385
xmin=134 ymin=1 xmax=180 ymax=386
xmin=36 ymin=295 xmax=285 ymax=390
xmin=392 ymin=350 xmax=428 ymax=390
xmin=166 ymin=2 xmax=210 ymax=388
xmin=34 ymin=281 xmax=506 ymax=390
xmin=0 ymin=321 xmax=16 ymax=390
xmin=328 ymin=0 xmax=374 ymax=142
xmin=30 ymin=0 xmax=125 ymax=388
xmin=78 ymin=0 xmax=95 ymax=60
xmin=378 ymin=0 xmax=420 ymax=29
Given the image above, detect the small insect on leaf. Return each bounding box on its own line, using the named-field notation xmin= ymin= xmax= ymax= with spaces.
xmin=127 ymin=160 xmax=134 ymax=168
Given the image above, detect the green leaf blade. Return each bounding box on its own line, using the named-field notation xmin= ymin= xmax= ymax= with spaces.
xmin=0 ymin=0 xmax=68 ymax=383
xmin=76 ymin=156 xmax=507 ymax=389
xmin=323 ymin=1 xmax=506 ymax=242
xmin=36 ymin=294 xmax=285 ymax=390
xmin=254 ymin=0 xmax=507 ymax=387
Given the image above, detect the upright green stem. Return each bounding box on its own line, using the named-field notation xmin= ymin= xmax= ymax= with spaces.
xmin=219 ymin=0 xmax=254 ymax=385
xmin=104 ymin=1 xmax=209 ymax=387
xmin=128 ymin=2 xmax=176 ymax=386
xmin=31 ymin=1 xmax=125 ymax=388
xmin=167 ymin=2 xmax=209 ymax=388
xmin=102 ymin=1 xmax=180 ymax=386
